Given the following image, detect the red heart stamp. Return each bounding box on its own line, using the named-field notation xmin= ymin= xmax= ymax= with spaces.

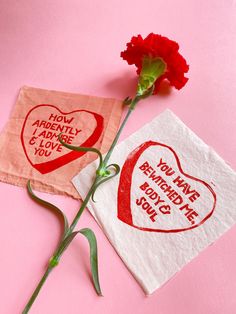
xmin=118 ymin=141 xmax=216 ymax=233
xmin=21 ymin=104 xmax=104 ymax=174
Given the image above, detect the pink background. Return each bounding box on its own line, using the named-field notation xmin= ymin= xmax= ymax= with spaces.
xmin=0 ymin=1 xmax=236 ymax=313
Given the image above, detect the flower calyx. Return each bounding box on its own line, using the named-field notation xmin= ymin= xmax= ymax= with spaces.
xmin=137 ymin=57 xmax=166 ymax=96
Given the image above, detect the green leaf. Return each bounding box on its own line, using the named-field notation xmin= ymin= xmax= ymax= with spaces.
xmin=58 ymin=134 xmax=103 ymax=169
xmin=56 ymin=231 xmax=79 ymax=256
xmin=79 ymin=228 xmax=102 ymax=296
xmin=27 ymin=181 xmax=69 ymax=239
xmin=56 ymin=228 xmax=102 ymax=296
xmin=123 ymin=96 xmax=132 ymax=106
xmin=92 ymin=163 xmax=120 ymax=202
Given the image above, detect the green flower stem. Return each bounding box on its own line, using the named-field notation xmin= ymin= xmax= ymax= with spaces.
xmin=69 ymin=177 xmax=99 ymax=232
xmin=22 ymin=267 xmax=52 ymax=314
xmin=103 ymin=97 xmax=139 ymax=165
xmin=22 ymin=96 xmax=141 ymax=313
xmin=70 ymin=96 xmax=141 ymax=232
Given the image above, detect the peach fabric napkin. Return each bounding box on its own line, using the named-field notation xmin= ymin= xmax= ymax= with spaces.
xmin=0 ymin=86 xmax=123 ymax=198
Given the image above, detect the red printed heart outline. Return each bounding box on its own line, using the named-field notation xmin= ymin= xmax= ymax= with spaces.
xmin=117 ymin=141 xmax=217 ymax=233
xmin=21 ymin=104 xmax=104 ymax=174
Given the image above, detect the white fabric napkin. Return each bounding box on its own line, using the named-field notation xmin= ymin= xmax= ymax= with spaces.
xmin=72 ymin=109 xmax=236 ymax=294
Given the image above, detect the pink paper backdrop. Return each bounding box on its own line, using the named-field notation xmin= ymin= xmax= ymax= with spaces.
xmin=0 ymin=1 xmax=236 ymax=313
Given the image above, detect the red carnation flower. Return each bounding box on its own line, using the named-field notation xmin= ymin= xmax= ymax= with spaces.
xmin=121 ymin=33 xmax=189 ymax=94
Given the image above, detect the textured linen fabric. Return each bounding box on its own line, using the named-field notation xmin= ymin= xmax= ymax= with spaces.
xmin=73 ymin=109 xmax=236 ymax=294
xmin=0 ymin=86 xmax=123 ymax=198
